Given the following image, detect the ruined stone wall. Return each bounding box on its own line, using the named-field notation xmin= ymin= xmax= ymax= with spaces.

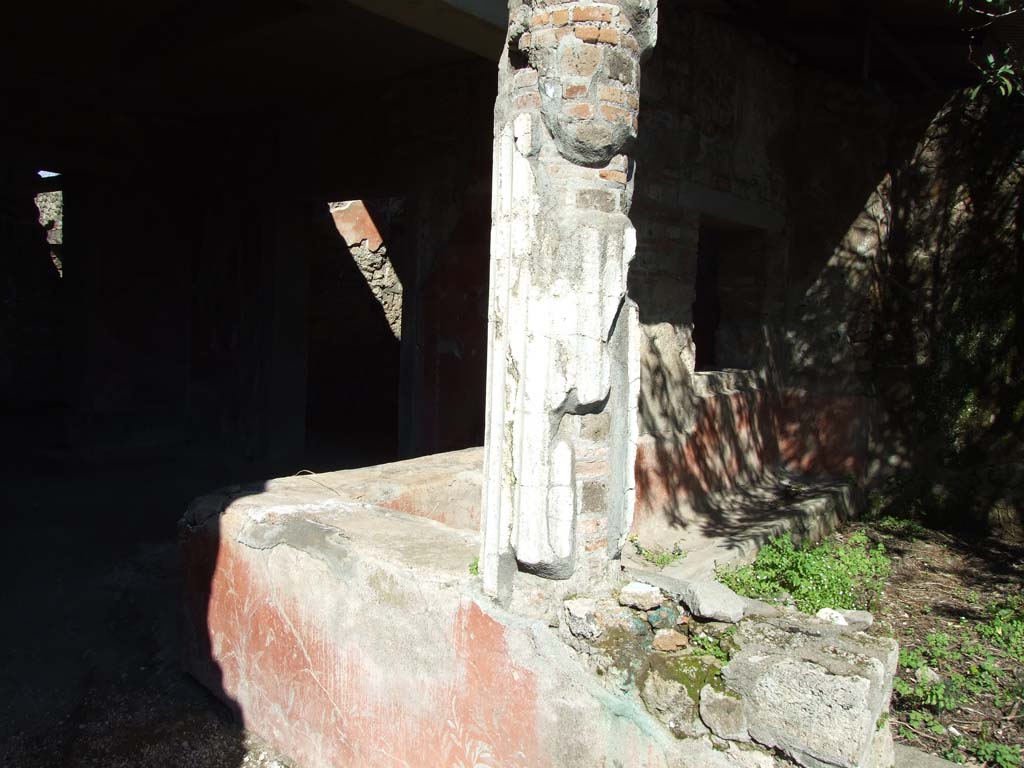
xmin=34 ymin=189 xmax=63 ymax=276
xmin=781 ymin=94 xmax=1024 ymax=523
xmin=305 ymin=197 xmax=405 ymax=465
xmin=627 ymin=5 xmax=893 ymax=546
xmin=475 ymin=1 xmax=886 ymax=563
xmin=628 ymin=6 xmax=787 ymax=546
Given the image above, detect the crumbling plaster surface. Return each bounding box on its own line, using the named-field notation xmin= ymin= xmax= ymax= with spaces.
xmin=481 ymin=0 xmax=658 ymax=601
xmin=182 ymin=469 xmax=898 ymax=768
xmin=182 ymin=481 xmax=703 ymax=768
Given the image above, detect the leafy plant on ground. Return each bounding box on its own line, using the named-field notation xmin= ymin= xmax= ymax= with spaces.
xmin=717 ymin=532 xmax=890 ymax=614
xmin=873 ymin=515 xmax=928 ymax=540
xmin=468 ymin=558 xmax=479 ymax=576
xmin=689 ymin=627 xmax=735 ymax=664
xmin=972 ymin=740 xmax=1022 ymax=768
xmin=893 ymin=600 xmax=1024 ymax=767
xmin=978 ymin=595 xmax=1024 ymax=662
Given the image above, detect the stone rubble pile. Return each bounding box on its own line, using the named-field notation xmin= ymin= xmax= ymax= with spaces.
xmin=560 ymin=575 xmax=897 ymax=768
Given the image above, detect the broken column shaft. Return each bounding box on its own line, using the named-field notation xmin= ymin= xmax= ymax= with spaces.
xmin=481 ymin=0 xmax=658 ymax=601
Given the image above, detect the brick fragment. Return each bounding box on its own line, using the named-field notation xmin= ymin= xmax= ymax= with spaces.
xmin=516 ymin=92 xmax=542 ymax=111
xmin=600 ymin=169 xmax=628 ymax=184
xmin=572 ymin=6 xmax=613 ymax=22
xmin=565 ymin=102 xmax=594 ymax=119
xmin=552 ymin=9 xmax=570 ymax=26
xmin=513 ymin=68 xmax=539 ymax=90
xmin=564 ymin=83 xmax=589 ymax=99
xmin=560 ymin=43 xmax=602 ymax=77
xmin=598 ymin=27 xmax=619 ymax=44
xmin=599 ymin=103 xmax=633 ymax=123
xmin=531 ymin=28 xmax=558 ymax=47
xmin=575 ymin=26 xmax=600 ymax=43
xmin=653 ymin=629 xmax=689 ymax=652
xmin=531 ymin=12 xmax=551 ymax=27
xmin=597 ymin=84 xmax=627 ymax=104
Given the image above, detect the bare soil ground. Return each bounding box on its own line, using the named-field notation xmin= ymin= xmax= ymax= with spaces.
xmin=0 ymin=455 xmax=296 ymax=768
xmin=866 ymin=519 xmax=1024 ymax=766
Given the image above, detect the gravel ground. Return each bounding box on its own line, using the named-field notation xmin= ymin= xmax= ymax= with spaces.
xmin=0 ymin=454 xmax=299 ymax=768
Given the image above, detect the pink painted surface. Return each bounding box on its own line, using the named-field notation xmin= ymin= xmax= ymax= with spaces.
xmin=331 ymin=200 xmax=384 ymax=251
xmin=633 ymin=388 xmax=874 ymax=535
xmin=183 ymin=526 xmax=541 ymax=768
xmin=300 ymin=448 xmax=483 ymax=531
xmin=178 ymin=383 xmax=874 ymax=768
xmin=378 ymin=489 xmax=479 ymax=530
xmin=777 ymin=391 xmax=874 ymax=478
xmin=634 ymin=389 xmax=780 ymax=530
xmin=310 ymin=388 xmax=873 ymax=541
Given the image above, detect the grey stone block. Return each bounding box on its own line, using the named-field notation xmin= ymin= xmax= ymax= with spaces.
xmin=700 ymin=684 xmax=751 ymax=742
xmin=678 ymin=580 xmax=746 ymax=623
xmin=619 ymin=581 xmax=665 ymax=610
xmin=723 ymin=618 xmax=899 ymax=768
xmin=639 ymin=657 xmax=710 ymax=739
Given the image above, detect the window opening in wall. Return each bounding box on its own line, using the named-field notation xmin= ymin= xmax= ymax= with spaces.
xmin=692 ymin=217 xmax=767 ymax=372
xmin=693 ymin=225 xmax=721 ymax=371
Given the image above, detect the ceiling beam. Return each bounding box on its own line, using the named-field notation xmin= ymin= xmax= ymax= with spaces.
xmin=342 ymin=0 xmax=505 ymax=60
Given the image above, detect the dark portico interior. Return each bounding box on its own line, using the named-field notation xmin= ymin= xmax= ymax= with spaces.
xmin=1 ymin=2 xmax=498 ymax=764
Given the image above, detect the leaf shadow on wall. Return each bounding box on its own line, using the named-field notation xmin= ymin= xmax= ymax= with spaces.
xmin=622 ymin=21 xmax=1023 ymax=554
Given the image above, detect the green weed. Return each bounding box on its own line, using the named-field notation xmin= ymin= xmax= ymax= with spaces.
xmin=978 ymin=595 xmax=1024 ymax=662
xmin=629 ymin=535 xmax=686 ymax=568
xmin=972 ymin=740 xmax=1022 ymax=768
xmin=894 ymin=612 xmax=1024 ymax=766
xmin=689 ymin=627 xmax=735 ymax=664
xmin=717 ymin=532 xmax=890 ymax=614
xmin=874 ymin=515 xmax=928 ymax=539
